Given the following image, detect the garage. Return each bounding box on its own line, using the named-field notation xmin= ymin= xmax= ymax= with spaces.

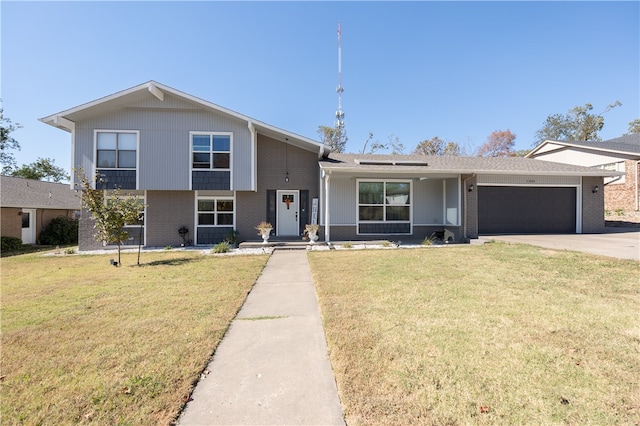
xmin=478 ymin=186 xmax=577 ymax=234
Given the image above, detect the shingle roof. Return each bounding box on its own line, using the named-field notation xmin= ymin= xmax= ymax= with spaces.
xmin=319 ymin=153 xmax=622 ymax=177
xmin=555 ymin=134 xmax=640 ymax=155
xmin=40 ymin=80 xmax=331 ymax=157
xmin=1 ymin=176 xmax=81 ymax=210
xmin=528 ymin=133 xmax=640 ymax=157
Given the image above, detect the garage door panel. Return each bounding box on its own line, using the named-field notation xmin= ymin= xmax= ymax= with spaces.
xmin=478 ymin=186 xmax=576 ymax=234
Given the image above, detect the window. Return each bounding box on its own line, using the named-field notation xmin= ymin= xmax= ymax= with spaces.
xmin=96 ymin=132 xmax=137 ymax=169
xmin=192 ymin=133 xmax=231 ymax=170
xmin=198 ymin=198 xmax=234 ymax=226
xmin=358 ymin=180 xmax=411 ymax=222
xmin=105 ymin=194 xmax=145 ymax=246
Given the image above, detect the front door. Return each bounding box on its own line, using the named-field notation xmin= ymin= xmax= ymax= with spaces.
xmin=277 ymin=190 xmax=299 ymax=236
xmin=21 ymin=209 xmax=36 ymax=244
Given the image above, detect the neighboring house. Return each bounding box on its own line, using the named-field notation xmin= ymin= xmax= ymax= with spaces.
xmin=1 ymin=175 xmax=81 ymax=244
xmin=40 ymin=81 xmax=621 ymax=250
xmin=527 ymin=134 xmax=640 ymax=213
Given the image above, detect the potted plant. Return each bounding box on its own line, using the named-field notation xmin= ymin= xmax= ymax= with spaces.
xmin=255 ymin=222 xmax=273 ymax=244
xmin=305 ymin=224 xmax=319 ymax=244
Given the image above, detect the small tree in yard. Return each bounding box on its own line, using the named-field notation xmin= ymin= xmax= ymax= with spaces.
xmin=77 ymin=171 xmax=143 ymax=266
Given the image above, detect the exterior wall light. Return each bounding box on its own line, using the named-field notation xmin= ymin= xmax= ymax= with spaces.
xmin=592 ymin=185 xmax=599 ymax=193
xmin=468 ymin=184 xmax=474 ymax=192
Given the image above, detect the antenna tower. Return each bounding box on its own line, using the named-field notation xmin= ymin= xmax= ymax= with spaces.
xmin=335 ymin=22 xmax=345 ymax=145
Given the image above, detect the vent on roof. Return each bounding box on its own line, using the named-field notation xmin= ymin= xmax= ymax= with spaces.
xmin=354 ymin=159 xmax=428 ymax=166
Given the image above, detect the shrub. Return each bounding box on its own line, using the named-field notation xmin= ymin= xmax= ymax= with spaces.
xmin=39 ymin=216 xmax=78 ymax=245
xmin=224 ymin=229 xmax=240 ymax=246
xmin=1 ymin=236 xmax=23 ymax=252
xmin=213 ymin=241 xmax=231 ymax=253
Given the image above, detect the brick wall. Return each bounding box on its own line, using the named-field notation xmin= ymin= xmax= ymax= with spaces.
xmin=79 ymin=205 xmax=102 ymax=250
xmin=604 ymin=160 xmax=639 ymax=211
xmin=1 ymin=207 xmax=22 ymax=239
xmin=235 ymin=135 xmax=320 ymax=242
xmin=462 ymin=174 xmax=478 ymax=239
xmin=146 ymin=191 xmax=195 ymax=247
xmin=582 ymin=176 xmax=606 ymax=233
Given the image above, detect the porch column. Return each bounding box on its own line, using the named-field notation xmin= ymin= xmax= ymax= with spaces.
xmin=324 ymin=171 xmax=331 ymax=242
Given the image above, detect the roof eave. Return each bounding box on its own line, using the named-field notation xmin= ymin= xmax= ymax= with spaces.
xmin=318 ymin=164 xmax=624 ymax=178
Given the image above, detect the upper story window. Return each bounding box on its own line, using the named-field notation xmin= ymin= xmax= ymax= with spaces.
xmin=96 ymin=131 xmax=138 ymax=169
xmin=191 ymin=133 xmax=231 ymax=170
xmin=358 ymin=180 xmax=411 ymax=222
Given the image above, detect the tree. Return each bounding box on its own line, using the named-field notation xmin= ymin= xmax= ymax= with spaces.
xmin=11 ymin=157 xmax=70 ymax=182
xmin=627 ymin=119 xmax=640 ymax=134
xmin=317 ymin=125 xmax=347 ymax=153
xmin=77 ymin=170 xmax=144 ymax=266
xmin=477 ymin=130 xmax=517 ymax=157
xmin=1 ymin=104 xmax=22 ymax=174
xmin=361 ymin=133 xmax=404 ymax=154
xmin=534 ymin=101 xmax=621 ymax=145
xmin=413 ymin=136 xmax=461 ymax=156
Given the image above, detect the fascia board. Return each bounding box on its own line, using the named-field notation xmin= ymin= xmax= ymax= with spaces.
xmin=318 ymin=165 xmax=624 ymax=178
xmin=528 ymin=139 xmax=639 ymax=158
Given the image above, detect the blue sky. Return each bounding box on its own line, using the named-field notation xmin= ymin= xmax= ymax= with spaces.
xmin=2 ymin=1 xmax=638 ymax=175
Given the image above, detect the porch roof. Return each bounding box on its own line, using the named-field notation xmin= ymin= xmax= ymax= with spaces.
xmin=319 ymin=153 xmax=623 ymax=177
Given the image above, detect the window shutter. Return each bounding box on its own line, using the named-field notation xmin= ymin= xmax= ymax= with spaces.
xmin=267 ymin=190 xmax=276 ymax=233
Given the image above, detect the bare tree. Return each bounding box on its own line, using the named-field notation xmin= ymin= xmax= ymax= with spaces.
xmin=477 ymin=130 xmax=517 ymax=157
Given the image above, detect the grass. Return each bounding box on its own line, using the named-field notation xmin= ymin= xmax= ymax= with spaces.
xmin=309 ymin=243 xmax=640 ymax=425
xmin=1 ymin=250 xmax=268 ymax=425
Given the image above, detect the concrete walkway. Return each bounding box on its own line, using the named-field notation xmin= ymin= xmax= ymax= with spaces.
xmin=178 ymin=249 xmax=345 ymax=425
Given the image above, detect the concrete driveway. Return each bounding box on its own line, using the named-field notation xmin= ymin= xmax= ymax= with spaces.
xmin=481 ymin=227 xmax=640 ymax=261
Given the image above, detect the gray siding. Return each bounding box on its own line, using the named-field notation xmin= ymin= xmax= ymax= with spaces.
xmin=445 ymin=177 xmax=459 ymax=225
xmin=72 ymin=94 xmax=253 ymax=190
xmin=328 ymin=176 xmax=356 ymax=225
xmin=413 ymin=179 xmax=444 ymax=224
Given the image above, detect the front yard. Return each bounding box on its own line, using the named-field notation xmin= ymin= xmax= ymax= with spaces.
xmin=1 ymin=250 xmax=268 ymax=425
xmin=2 ymin=243 xmax=638 ymax=425
xmin=309 ymin=243 xmax=640 ymax=425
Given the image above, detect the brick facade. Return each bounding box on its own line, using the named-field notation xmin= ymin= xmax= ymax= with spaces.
xmin=235 ymin=135 xmax=320 ymax=243
xmin=1 ymin=208 xmax=22 ymax=240
xmin=1 ymin=207 xmax=77 ymax=244
xmin=604 ymin=160 xmax=639 ymax=212
xmin=462 ymin=174 xmax=478 ymax=239
xmin=582 ymin=176 xmax=606 ymax=233
xmin=146 ymin=191 xmax=195 ymax=247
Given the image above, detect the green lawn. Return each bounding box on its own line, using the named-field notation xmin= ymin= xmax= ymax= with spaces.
xmin=309 ymin=243 xmax=640 ymax=425
xmin=1 ymin=250 xmax=268 ymax=425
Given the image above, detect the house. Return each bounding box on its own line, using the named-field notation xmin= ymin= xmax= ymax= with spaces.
xmin=0 ymin=175 xmax=81 ymax=244
xmin=526 ymin=134 xmax=640 ymax=214
xmin=39 ymin=81 xmax=621 ymax=251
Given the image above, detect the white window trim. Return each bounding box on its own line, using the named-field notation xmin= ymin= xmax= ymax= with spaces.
xmin=93 ymin=130 xmax=140 ymax=189
xmin=100 ymin=191 xmax=146 ymax=247
xmin=193 ymin=191 xmax=237 ymax=245
xmin=189 ymin=131 xmax=234 ymax=190
xmin=356 ymin=179 xmax=413 ymax=235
